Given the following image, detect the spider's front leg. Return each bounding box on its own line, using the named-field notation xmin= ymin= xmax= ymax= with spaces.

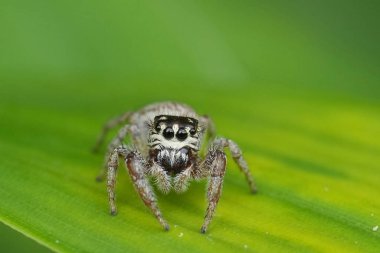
xmin=126 ymin=151 xmax=170 ymax=231
xmin=214 ymin=138 xmax=257 ymax=193
xmin=199 ymin=137 xmax=257 ymax=233
xmin=200 ymin=149 xmax=227 ymax=233
xmin=107 ymin=147 xmax=169 ymax=231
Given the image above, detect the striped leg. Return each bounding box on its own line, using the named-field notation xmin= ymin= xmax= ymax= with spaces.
xmin=92 ymin=111 xmax=132 ymax=153
xmin=126 ymin=151 xmax=169 ymax=231
xmin=96 ymin=124 xmax=131 ymax=182
xmin=200 ymin=150 xmax=226 ymax=233
xmin=214 ymin=138 xmax=257 ymax=193
xmin=107 ymin=146 xmax=129 ymax=215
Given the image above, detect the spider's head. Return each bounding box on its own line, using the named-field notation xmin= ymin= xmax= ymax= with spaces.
xmin=148 ymin=115 xmax=200 ymax=173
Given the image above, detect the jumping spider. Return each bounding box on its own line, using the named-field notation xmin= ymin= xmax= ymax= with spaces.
xmin=93 ymin=102 xmax=257 ymax=233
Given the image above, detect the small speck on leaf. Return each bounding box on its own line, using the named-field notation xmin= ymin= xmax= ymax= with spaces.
xmin=373 ymin=225 xmax=378 ymax=232
xmin=178 ymin=232 xmax=184 ymax=238
xmin=55 ymin=240 xmax=60 ymax=244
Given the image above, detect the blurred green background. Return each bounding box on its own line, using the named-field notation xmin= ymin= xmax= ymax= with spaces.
xmin=0 ymin=0 xmax=379 ymax=252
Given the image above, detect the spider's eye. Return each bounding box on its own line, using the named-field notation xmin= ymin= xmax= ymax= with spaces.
xmin=176 ymin=128 xmax=188 ymax=141
xmin=163 ymin=127 xmax=174 ymax=139
xmin=155 ymin=124 xmax=161 ymax=132
xmin=189 ymin=128 xmax=196 ymax=135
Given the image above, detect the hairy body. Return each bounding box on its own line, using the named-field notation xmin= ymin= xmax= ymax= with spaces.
xmin=93 ymin=102 xmax=257 ymax=233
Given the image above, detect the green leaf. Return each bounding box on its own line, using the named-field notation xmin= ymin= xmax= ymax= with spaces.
xmin=1 ymin=0 xmax=379 ymax=252
xmin=1 ymin=83 xmax=379 ymax=252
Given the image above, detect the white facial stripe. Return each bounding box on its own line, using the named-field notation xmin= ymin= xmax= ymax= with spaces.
xmin=172 ymin=124 xmax=179 ymax=132
xmin=149 ymin=134 xmax=199 ymax=150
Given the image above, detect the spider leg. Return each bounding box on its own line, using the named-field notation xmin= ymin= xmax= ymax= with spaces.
xmin=92 ymin=111 xmax=132 ymax=153
xmin=200 ymin=149 xmax=227 ymax=233
xmin=214 ymin=138 xmax=257 ymax=193
xmin=199 ymin=115 xmax=216 ymax=156
xmin=200 ymin=115 xmax=216 ymax=141
xmin=126 ymin=151 xmax=169 ymax=231
xmin=96 ymin=124 xmax=132 ymax=182
xmin=107 ymin=146 xmax=129 ymax=215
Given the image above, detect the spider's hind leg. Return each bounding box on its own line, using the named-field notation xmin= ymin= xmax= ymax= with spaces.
xmin=200 ymin=115 xmax=216 ymax=141
xmin=92 ymin=111 xmax=132 ymax=153
xmin=199 ymin=115 xmax=216 ymax=156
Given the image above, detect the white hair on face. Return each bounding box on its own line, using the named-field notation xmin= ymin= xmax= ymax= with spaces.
xmin=148 ymin=133 xmax=199 ymax=151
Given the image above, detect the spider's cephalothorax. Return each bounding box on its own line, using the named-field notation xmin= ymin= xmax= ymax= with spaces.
xmin=93 ymin=102 xmax=257 ymax=233
xmin=149 ymin=115 xmax=199 ymax=176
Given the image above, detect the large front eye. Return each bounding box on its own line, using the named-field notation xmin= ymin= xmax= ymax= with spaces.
xmin=163 ymin=127 xmax=174 ymax=139
xmin=176 ymin=128 xmax=188 ymax=141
